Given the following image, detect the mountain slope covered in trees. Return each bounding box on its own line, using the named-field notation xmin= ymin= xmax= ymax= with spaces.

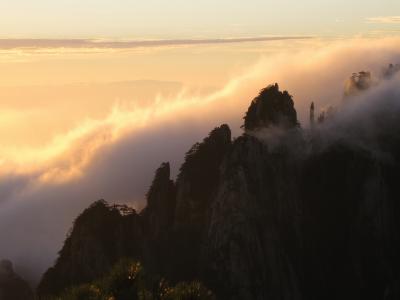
xmin=37 ymin=72 xmax=400 ymax=299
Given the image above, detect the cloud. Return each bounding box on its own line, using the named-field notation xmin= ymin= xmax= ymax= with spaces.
xmin=0 ymin=36 xmax=312 ymax=50
xmin=366 ymin=16 xmax=400 ymax=24
xmin=0 ymin=36 xmax=400 ymax=286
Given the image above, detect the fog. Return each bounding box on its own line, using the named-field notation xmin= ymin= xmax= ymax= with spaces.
xmin=0 ymin=37 xmax=400 ymax=285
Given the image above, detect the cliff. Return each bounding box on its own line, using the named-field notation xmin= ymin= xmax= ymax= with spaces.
xmin=38 ymin=82 xmax=400 ymax=299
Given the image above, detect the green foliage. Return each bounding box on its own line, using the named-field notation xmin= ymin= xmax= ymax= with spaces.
xmin=100 ymin=258 xmax=144 ymax=300
xmin=56 ymin=284 xmax=103 ymax=300
xmin=52 ymin=259 xmax=215 ymax=300
xmin=163 ymin=281 xmax=216 ymax=300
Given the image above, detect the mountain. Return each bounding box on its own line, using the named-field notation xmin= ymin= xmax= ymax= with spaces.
xmin=242 ymin=83 xmax=298 ymax=130
xmin=38 ymin=81 xmax=400 ymax=300
xmin=0 ymin=259 xmax=34 ymax=300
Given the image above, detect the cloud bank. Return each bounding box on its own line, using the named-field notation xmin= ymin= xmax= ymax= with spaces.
xmin=366 ymin=16 xmax=400 ymax=24
xmin=0 ymin=37 xmax=400 ymax=285
xmin=0 ymin=36 xmax=311 ymax=50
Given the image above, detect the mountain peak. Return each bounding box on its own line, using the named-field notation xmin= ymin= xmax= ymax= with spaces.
xmin=0 ymin=259 xmax=33 ymax=300
xmin=243 ymin=83 xmax=299 ymax=131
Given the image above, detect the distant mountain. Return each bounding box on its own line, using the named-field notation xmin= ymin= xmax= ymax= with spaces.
xmin=0 ymin=259 xmax=33 ymax=300
xmin=38 ymin=77 xmax=400 ymax=299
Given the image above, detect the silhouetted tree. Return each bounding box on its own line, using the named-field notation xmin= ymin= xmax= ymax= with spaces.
xmin=317 ymin=111 xmax=325 ymax=124
xmin=345 ymin=71 xmax=372 ymax=96
xmin=310 ymin=102 xmax=315 ymax=128
xmin=53 ymin=259 xmax=215 ymax=300
xmin=383 ymin=63 xmax=400 ymax=79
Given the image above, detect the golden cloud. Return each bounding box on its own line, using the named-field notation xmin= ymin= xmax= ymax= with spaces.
xmin=366 ymin=16 xmax=400 ymax=24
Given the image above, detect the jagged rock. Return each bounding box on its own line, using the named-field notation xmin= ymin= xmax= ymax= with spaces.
xmin=37 ymin=125 xmax=232 ymax=296
xmin=243 ymin=83 xmax=298 ymax=131
xmin=344 ymin=71 xmax=372 ymax=96
xmin=37 ymin=200 xmax=142 ymax=297
xmin=141 ymin=162 xmax=176 ymax=238
xmin=205 ymin=127 xmax=400 ymax=299
xmin=0 ymin=260 xmax=33 ymax=300
xmin=139 ymin=162 xmax=176 ymax=278
xmin=38 ymin=82 xmax=400 ymax=300
xmin=174 ymin=124 xmax=232 ymax=228
xmin=206 ymin=135 xmax=302 ymax=300
xmin=170 ymin=124 xmax=232 ymax=280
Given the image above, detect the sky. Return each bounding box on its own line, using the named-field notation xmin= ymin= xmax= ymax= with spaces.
xmin=0 ymin=0 xmax=399 ymax=38
xmin=1 ymin=0 xmax=400 ymax=284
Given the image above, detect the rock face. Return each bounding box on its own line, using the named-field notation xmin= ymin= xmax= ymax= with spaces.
xmin=243 ymin=83 xmax=298 ymax=130
xmin=39 ymin=80 xmax=400 ymax=300
xmin=38 ymin=200 xmax=143 ymax=296
xmin=171 ymin=124 xmax=232 ymax=280
xmin=174 ymin=124 xmax=232 ymax=229
xmin=207 ymin=137 xmax=400 ymax=299
xmin=0 ymin=260 xmax=34 ymax=300
xmin=38 ymin=124 xmax=233 ymax=297
xmin=206 ymin=135 xmax=302 ymax=299
xmin=141 ymin=162 xmax=176 ymax=239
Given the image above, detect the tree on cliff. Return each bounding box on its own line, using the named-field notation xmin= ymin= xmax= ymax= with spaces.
xmin=344 ymin=71 xmax=372 ymax=96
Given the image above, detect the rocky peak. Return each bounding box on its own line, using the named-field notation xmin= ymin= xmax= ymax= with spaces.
xmin=37 ymin=200 xmax=143 ymax=297
xmin=174 ymin=124 xmax=232 ymax=227
xmin=142 ymin=162 xmax=176 ymax=237
xmin=145 ymin=162 xmax=172 ymax=208
xmin=209 ymin=123 xmax=231 ymax=145
xmin=37 ymin=79 xmax=400 ymax=300
xmin=383 ymin=63 xmax=400 ymax=79
xmin=344 ymin=71 xmax=372 ymax=96
xmin=0 ymin=260 xmax=33 ymax=300
xmin=243 ymin=83 xmax=298 ymax=131
xmin=0 ymin=260 xmax=13 ymax=277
